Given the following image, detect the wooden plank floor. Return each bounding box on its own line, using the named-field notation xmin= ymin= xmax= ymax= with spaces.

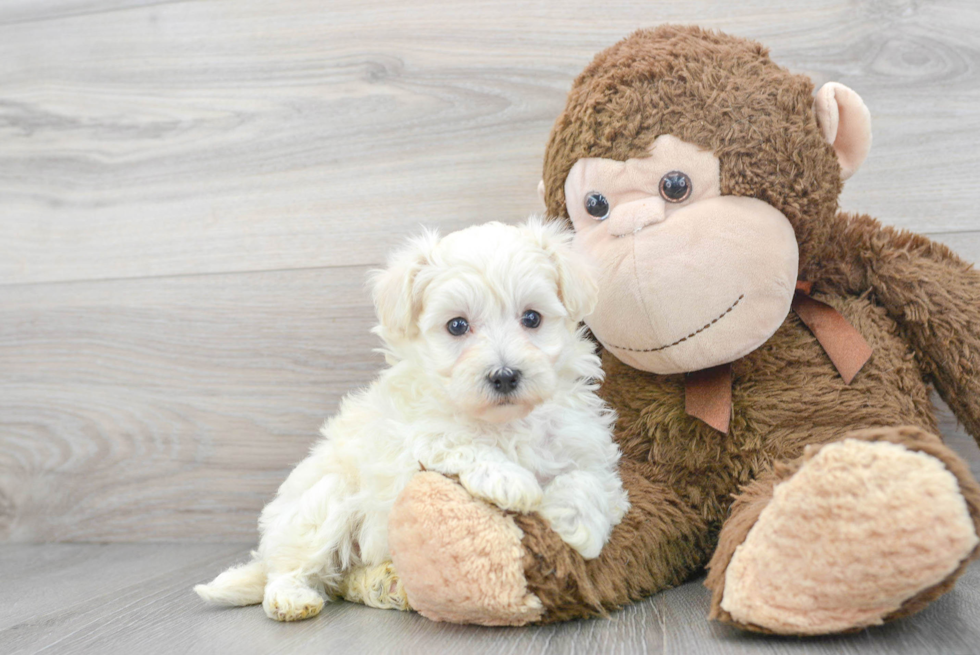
xmin=0 ymin=544 xmax=977 ymax=655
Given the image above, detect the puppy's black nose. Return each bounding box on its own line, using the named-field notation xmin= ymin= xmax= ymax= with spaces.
xmin=489 ymin=368 xmax=521 ymax=395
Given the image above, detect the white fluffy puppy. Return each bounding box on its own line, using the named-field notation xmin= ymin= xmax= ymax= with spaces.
xmin=195 ymin=217 xmax=629 ymax=621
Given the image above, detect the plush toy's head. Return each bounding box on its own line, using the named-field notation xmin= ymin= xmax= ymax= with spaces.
xmin=541 ymin=25 xmax=872 ymax=374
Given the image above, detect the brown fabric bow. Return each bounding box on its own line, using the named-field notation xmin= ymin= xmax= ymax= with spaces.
xmin=685 ymin=281 xmax=873 ymax=434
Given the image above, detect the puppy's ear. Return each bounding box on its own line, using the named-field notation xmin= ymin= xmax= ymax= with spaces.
xmin=520 ymin=216 xmax=597 ymax=323
xmin=371 ymin=229 xmax=439 ymax=343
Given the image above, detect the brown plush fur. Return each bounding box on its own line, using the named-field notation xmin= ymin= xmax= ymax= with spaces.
xmin=510 ymin=25 xmax=980 ymax=627
xmin=514 ymin=460 xmax=713 ymax=622
xmin=382 ymin=25 xmax=980 ymax=633
xmin=542 ymin=25 xmax=842 ymax=269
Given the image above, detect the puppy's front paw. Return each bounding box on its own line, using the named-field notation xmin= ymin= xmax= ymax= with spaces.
xmin=538 ymin=502 xmax=607 ymax=559
xmin=263 ymin=578 xmax=324 ymax=622
xmin=539 ymin=471 xmax=621 ymax=559
xmin=459 ymin=462 xmax=543 ymax=513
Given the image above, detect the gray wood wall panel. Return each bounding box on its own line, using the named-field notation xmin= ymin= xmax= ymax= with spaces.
xmin=2 ymin=0 xmax=979 ymax=286
xmin=0 ymin=266 xmax=381 ymax=542
xmin=1 ymin=0 xmax=979 ymax=544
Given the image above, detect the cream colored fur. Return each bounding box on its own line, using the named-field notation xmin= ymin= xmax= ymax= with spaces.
xmin=194 ymin=218 xmax=629 ymax=621
xmin=339 ymin=562 xmax=409 ymax=611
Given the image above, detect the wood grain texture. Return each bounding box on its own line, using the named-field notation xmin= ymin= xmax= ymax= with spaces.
xmin=3 ymin=2 xmax=980 ymax=652
xmin=1 ymin=0 xmax=979 ymax=285
xmin=1 ymin=0 xmax=980 ymax=545
xmin=0 ymin=266 xmax=382 ymax=542
xmin=0 ymin=544 xmax=977 ymax=655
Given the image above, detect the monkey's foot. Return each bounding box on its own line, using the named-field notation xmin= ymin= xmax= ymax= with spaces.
xmin=340 ymin=562 xmax=410 ymax=611
xmin=708 ymin=427 xmax=980 ymax=635
xmin=387 ymin=471 xmax=543 ymax=626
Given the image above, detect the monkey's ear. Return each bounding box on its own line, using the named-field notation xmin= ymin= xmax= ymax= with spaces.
xmin=521 ymin=216 xmax=597 ymax=323
xmin=814 ymin=82 xmax=872 ymax=181
xmin=371 ymin=229 xmax=439 ymax=344
xmin=537 ymin=179 xmax=546 ymax=206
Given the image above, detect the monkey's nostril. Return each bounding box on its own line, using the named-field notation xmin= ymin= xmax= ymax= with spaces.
xmin=488 ymin=368 xmax=521 ymax=395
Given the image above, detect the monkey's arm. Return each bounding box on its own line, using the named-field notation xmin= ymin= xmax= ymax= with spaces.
xmin=387 ymin=461 xmax=712 ymax=624
xmin=514 ymin=459 xmax=713 ymax=621
xmin=830 ymin=214 xmax=980 ymax=442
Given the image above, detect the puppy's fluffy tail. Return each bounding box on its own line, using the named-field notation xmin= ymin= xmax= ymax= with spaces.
xmin=194 ymin=557 xmax=266 ymax=606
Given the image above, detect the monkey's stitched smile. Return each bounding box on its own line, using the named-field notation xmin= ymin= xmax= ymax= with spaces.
xmin=603 ymin=294 xmax=745 ymax=353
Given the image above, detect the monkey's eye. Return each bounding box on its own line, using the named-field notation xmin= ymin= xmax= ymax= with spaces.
xmin=659 ymin=171 xmax=692 ymax=203
xmin=521 ymin=310 xmax=542 ymax=329
xmin=446 ymin=317 xmax=469 ymax=336
xmin=584 ymin=192 xmax=610 ymax=220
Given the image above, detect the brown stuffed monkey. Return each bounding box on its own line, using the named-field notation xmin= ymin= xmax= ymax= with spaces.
xmin=357 ymin=25 xmax=980 ymax=635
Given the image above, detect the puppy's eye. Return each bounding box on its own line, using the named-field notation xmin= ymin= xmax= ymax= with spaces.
xmin=584 ymin=192 xmax=610 ymax=220
xmin=446 ymin=317 xmax=469 ymax=336
xmin=521 ymin=310 xmax=541 ymax=329
xmin=659 ymin=171 xmax=692 ymax=203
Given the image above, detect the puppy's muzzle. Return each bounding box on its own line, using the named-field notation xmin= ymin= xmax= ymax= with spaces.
xmin=488 ymin=368 xmax=521 ymax=396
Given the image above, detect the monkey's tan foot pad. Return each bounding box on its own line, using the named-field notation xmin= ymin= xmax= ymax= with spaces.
xmin=387 ymin=471 xmax=544 ymax=625
xmin=340 ymin=561 xmax=410 ymax=611
xmin=715 ymin=434 xmax=980 ymax=635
